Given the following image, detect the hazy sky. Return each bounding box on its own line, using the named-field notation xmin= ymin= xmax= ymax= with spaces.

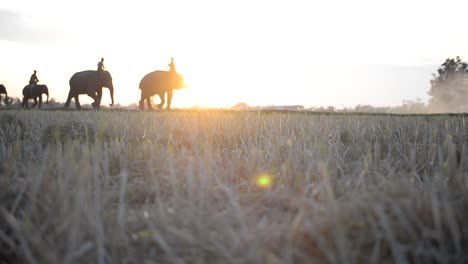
xmin=1 ymin=0 xmax=467 ymax=108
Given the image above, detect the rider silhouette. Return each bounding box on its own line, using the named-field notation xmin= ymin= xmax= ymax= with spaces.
xmin=97 ymin=58 xmax=106 ymax=84
xmin=168 ymin=58 xmax=176 ymax=73
xmin=29 ymin=70 xmax=39 ymax=86
xmin=98 ymin=58 xmax=105 ymax=72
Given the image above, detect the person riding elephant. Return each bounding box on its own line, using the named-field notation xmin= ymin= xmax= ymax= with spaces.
xmin=22 ymin=84 xmax=49 ymax=108
xmin=97 ymin=58 xmax=106 ymax=83
xmin=29 ymin=70 xmax=39 ymax=86
xmin=65 ymin=70 xmax=114 ymax=110
xmin=139 ymin=70 xmax=186 ymax=110
xmin=97 ymin=58 xmax=105 ymax=72
xmin=168 ymin=58 xmax=176 ymax=73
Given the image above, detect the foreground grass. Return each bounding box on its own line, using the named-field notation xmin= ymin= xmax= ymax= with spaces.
xmin=1 ymin=110 xmax=467 ymax=263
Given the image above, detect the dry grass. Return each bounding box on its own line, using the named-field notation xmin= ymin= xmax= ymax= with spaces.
xmin=40 ymin=121 xmax=109 ymax=147
xmin=0 ymin=113 xmax=26 ymax=143
xmin=1 ymin=110 xmax=468 ymax=263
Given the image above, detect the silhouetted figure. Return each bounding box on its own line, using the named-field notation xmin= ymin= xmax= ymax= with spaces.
xmin=168 ymin=58 xmax=176 ymax=73
xmin=65 ymin=70 xmax=114 ymax=110
xmin=97 ymin=58 xmax=105 ymax=72
xmin=0 ymin=84 xmax=8 ymax=104
xmin=139 ymin=70 xmax=186 ymax=110
xmin=29 ymin=70 xmax=39 ymax=86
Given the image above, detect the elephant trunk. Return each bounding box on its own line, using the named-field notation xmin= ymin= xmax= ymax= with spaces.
xmin=45 ymin=90 xmax=49 ymax=103
xmin=177 ymin=74 xmax=187 ymax=88
xmin=109 ymin=83 xmax=114 ymax=106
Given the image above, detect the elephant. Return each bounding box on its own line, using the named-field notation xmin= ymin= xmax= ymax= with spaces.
xmin=139 ymin=71 xmax=186 ymax=110
xmin=65 ymin=70 xmax=114 ymax=110
xmin=0 ymin=84 xmax=7 ymax=104
xmin=22 ymin=84 xmax=49 ymax=108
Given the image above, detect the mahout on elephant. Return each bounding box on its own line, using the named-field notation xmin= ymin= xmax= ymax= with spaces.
xmin=97 ymin=58 xmax=105 ymax=72
xmin=139 ymin=70 xmax=186 ymax=110
xmin=29 ymin=70 xmax=39 ymax=85
xmin=65 ymin=70 xmax=114 ymax=110
xmin=168 ymin=58 xmax=176 ymax=73
xmin=22 ymin=84 xmax=49 ymax=108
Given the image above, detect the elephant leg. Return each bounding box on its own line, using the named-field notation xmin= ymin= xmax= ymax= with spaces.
xmin=89 ymin=92 xmax=98 ymax=108
xmin=166 ymin=89 xmax=173 ymax=110
xmin=32 ymin=97 xmax=37 ymax=108
xmin=38 ymin=96 xmax=42 ymax=108
xmin=139 ymin=94 xmax=145 ymax=110
xmin=74 ymin=95 xmax=81 ymax=110
xmin=65 ymin=92 xmax=73 ymax=108
xmin=146 ymin=96 xmax=153 ymax=110
xmin=93 ymin=88 xmax=102 ymax=109
xmin=23 ymin=97 xmax=29 ymax=109
xmin=157 ymin=93 xmax=165 ymax=109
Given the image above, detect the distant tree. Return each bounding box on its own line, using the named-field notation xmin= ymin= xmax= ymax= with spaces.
xmin=326 ymin=106 xmax=335 ymax=112
xmin=428 ymin=56 xmax=468 ymax=111
xmin=353 ymin=104 xmax=385 ymax=113
xmin=231 ymin=102 xmax=249 ymax=110
xmin=398 ymin=98 xmax=427 ymax=113
xmin=46 ymin=98 xmax=63 ymax=107
xmin=309 ymin=106 xmax=335 ymax=112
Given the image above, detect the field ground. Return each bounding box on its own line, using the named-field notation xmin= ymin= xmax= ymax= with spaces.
xmin=1 ymin=110 xmax=468 ymax=263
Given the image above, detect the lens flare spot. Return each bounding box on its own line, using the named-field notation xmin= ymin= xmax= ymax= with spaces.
xmin=256 ymin=174 xmax=272 ymax=189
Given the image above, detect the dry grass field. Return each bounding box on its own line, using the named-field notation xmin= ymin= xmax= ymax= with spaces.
xmin=1 ymin=110 xmax=468 ymax=263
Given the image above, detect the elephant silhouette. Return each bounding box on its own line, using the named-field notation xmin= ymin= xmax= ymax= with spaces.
xmin=22 ymin=84 xmax=49 ymax=108
xmin=0 ymin=84 xmax=8 ymax=104
xmin=139 ymin=71 xmax=186 ymax=110
xmin=65 ymin=70 xmax=114 ymax=110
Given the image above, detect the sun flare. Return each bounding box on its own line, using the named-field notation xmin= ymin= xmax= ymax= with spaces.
xmin=256 ymin=174 xmax=272 ymax=189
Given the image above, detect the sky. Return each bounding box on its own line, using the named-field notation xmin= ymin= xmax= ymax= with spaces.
xmin=1 ymin=0 xmax=468 ymax=108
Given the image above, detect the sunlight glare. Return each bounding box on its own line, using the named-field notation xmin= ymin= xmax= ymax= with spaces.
xmin=256 ymin=174 xmax=272 ymax=189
